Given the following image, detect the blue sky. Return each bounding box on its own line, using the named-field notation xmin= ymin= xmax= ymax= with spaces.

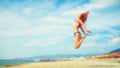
xmin=0 ymin=0 xmax=120 ymax=59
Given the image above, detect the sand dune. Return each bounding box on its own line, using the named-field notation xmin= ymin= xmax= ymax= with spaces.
xmin=4 ymin=59 xmax=120 ymax=68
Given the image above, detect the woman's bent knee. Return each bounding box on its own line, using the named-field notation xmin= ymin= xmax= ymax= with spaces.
xmin=74 ymin=45 xmax=80 ymax=49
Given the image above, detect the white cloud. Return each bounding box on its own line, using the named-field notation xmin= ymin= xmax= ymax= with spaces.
xmin=111 ymin=37 xmax=120 ymax=45
xmin=62 ymin=0 xmax=119 ymax=16
xmin=22 ymin=8 xmax=34 ymax=15
xmin=83 ymin=33 xmax=118 ymax=47
xmin=23 ymin=36 xmax=66 ymax=47
xmin=0 ymin=12 xmax=32 ymax=37
xmin=0 ymin=22 xmax=72 ymax=37
xmin=84 ymin=36 xmax=120 ymax=48
xmin=43 ymin=15 xmax=72 ymax=25
xmin=0 ymin=11 xmax=31 ymax=27
xmin=89 ymin=34 xmax=101 ymax=40
xmin=84 ymin=0 xmax=119 ymax=10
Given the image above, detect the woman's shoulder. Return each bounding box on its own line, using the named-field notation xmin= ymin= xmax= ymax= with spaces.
xmin=77 ymin=14 xmax=82 ymax=17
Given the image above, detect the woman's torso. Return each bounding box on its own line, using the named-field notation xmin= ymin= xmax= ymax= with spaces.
xmin=73 ymin=14 xmax=87 ymax=32
xmin=73 ymin=19 xmax=80 ymax=32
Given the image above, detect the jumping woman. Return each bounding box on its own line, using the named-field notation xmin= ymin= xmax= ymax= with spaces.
xmin=73 ymin=11 xmax=91 ymax=49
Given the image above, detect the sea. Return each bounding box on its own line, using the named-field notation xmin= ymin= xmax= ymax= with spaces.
xmin=0 ymin=60 xmax=34 ymax=68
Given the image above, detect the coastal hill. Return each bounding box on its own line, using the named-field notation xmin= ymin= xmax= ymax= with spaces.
xmin=93 ymin=48 xmax=120 ymax=59
xmin=13 ymin=48 xmax=120 ymax=60
xmin=110 ymin=48 xmax=120 ymax=53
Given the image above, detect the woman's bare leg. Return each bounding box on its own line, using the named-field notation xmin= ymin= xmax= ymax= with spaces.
xmin=74 ymin=34 xmax=87 ymax=49
xmin=78 ymin=34 xmax=86 ymax=47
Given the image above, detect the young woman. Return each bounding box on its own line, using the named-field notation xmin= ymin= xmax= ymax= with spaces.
xmin=73 ymin=11 xmax=91 ymax=49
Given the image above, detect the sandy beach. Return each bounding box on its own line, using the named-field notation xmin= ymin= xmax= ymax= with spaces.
xmin=4 ymin=59 xmax=120 ymax=68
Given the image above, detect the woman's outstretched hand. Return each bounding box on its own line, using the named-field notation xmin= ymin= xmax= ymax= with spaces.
xmin=86 ymin=30 xmax=91 ymax=33
xmin=85 ymin=30 xmax=91 ymax=36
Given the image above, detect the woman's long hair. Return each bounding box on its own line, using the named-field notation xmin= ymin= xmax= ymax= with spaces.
xmin=80 ymin=11 xmax=89 ymax=23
